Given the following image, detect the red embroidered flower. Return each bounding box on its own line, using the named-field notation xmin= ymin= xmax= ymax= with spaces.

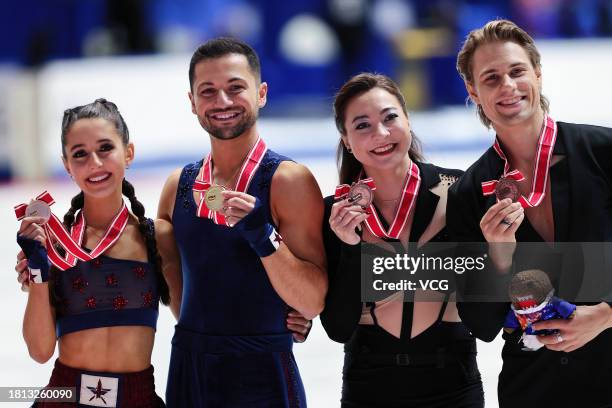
xmin=72 ymin=275 xmax=88 ymax=293
xmin=132 ymin=266 xmax=146 ymax=280
xmin=105 ymin=274 xmax=118 ymax=287
xmin=141 ymin=290 xmax=154 ymax=307
xmin=85 ymin=296 xmax=97 ymax=309
xmin=92 ymin=258 xmax=103 ymax=268
xmin=112 ymin=295 xmax=128 ymax=310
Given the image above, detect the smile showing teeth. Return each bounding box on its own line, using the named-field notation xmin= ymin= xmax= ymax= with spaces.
xmin=88 ymin=173 xmax=110 ymax=183
xmin=211 ymin=112 xmax=240 ymax=120
xmin=372 ymin=144 xmax=395 ymax=154
xmin=499 ymin=97 xmax=523 ymax=106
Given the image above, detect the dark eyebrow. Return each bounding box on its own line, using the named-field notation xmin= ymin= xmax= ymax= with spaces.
xmin=197 ymin=77 xmax=246 ymax=89
xmin=351 ymin=107 xmax=398 ymax=124
xmin=69 ymin=139 xmax=113 ymax=152
xmin=351 ymin=114 xmax=369 ymax=124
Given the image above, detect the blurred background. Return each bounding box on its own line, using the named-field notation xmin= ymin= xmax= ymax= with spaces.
xmin=2 ymin=0 xmax=612 ymax=406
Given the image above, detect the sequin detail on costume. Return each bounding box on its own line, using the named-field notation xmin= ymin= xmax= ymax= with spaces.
xmin=105 ymin=273 xmax=118 ymax=287
xmin=86 ymin=296 xmax=97 ymax=309
xmin=112 ymin=295 xmax=128 ymax=310
xmin=141 ymin=290 xmax=154 ymax=308
xmin=72 ymin=275 xmax=88 ymax=293
xmin=132 ymin=266 xmax=146 ymax=279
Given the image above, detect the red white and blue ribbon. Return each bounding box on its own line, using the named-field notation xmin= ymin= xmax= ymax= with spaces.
xmin=193 ymin=137 xmax=267 ymax=226
xmin=15 ymin=191 xmax=129 ymax=270
xmin=481 ymin=115 xmax=557 ymax=208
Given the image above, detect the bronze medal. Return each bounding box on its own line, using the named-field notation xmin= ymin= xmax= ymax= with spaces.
xmin=25 ymin=200 xmax=51 ymax=223
xmin=204 ymin=185 xmax=226 ymax=211
xmin=348 ymin=182 xmax=373 ymax=207
xmin=495 ymin=177 xmax=520 ymax=202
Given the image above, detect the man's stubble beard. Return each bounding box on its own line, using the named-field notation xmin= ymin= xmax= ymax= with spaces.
xmin=200 ymin=109 xmax=259 ymax=141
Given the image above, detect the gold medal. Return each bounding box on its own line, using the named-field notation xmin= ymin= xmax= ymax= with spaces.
xmin=25 ymin=200 xmax=51 ymax=223
xmin=204 ymin=185 xmax=226 ymax=211
xmin=348 ymin=182 xmax=373 ymax=207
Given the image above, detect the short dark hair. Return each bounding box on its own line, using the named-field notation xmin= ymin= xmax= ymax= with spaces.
xmin=189 ymin=37 xmax=261 ymax=90
xmin=333 ymin=73 xmax=423 ymax=184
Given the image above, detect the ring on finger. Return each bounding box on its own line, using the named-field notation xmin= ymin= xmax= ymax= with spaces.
xmin=556 ymin=333 xmax=563 ymax=343
xmin=500 ymin=218 xmax=513 ymax=226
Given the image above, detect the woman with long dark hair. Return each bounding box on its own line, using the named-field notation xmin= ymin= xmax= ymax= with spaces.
xmin=320 ymin=73 xmax=484 ymax=407
xmin=15 ymin=98 xmax=181 ymax=407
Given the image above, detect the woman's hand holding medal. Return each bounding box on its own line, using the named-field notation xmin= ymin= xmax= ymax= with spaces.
xmin=15 ymin=200 xmax=51 ymax=292
xmin=15 ymin=250 xmax=30 ymax=292
xmin=329 ymin=199 xmax=369 ymax=246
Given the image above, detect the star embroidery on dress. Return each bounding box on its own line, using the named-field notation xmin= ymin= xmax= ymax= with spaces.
xmin=85 ymin=296 xmax=97 ymax=309
xmin=273 ymin=232 xmax=283 ymax=245
xmin=132 ymin=266 xmax=146 ymax=280
xmin=87 ymin=379 xmax=111 ymax=404
xmin=112 ymin=295 xmax=128 ymax=310
xmin=92 ymin=258 xmax=103 ymax=268
xmin=105 ymin=273 xmax=118 ymax=287
xmin=72 ymin=275 xmax=88 ymax=293
xmin=141 ymin=290 xmax=154 ymax=307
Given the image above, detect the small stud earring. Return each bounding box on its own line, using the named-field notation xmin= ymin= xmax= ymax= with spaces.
xmin=346 ymin=146 xmax=352 ymax=153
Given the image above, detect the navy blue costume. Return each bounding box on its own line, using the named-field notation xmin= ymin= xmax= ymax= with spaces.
xmin=166 ymin=150 xmax=306 ymax=408
xmin=34 ymin=218 xmax=165 ymax=408
xmin=54 ymin=254 xmax=159 ymax=336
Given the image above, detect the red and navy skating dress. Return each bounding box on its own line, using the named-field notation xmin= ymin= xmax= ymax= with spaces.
xmin=36 ymin=218 xmax=164 ymax=407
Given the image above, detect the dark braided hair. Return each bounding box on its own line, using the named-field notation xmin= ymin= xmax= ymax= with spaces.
xmin=122 ymin=179 xmax=170 ymax=305
xmin=52 ymin=98 xmax=170 ymax=306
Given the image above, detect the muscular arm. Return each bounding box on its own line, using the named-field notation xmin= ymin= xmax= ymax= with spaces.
xmin=23 ymin=283 xmax=56 ymax=363
xmin=155 ymin=219 xmax=182 ymax=320
xmin=265 ymin=162 xmax=327 ymax=320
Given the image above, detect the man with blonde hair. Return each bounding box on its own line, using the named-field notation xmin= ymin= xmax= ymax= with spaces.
xmin=447 ymin=19 xmax=612 ymax=407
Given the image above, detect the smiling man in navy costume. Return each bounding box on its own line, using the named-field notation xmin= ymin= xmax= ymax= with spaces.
xmin=447 ymin=19 xmax=612 ymax=407
xmin=157 ymin=38 xmax=327 ymax=407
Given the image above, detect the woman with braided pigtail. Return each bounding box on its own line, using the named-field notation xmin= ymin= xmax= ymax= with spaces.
xmin=14 ymin=98 xmax=181 ymax=407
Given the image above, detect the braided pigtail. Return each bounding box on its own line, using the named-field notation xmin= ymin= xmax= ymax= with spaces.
xmin=63 ymin=191 xmax=84 ymax=229
xmin=123 ymin=179 xmax=170 ymax=305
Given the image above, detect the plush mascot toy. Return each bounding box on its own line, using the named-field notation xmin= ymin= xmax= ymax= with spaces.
xmin=503 ymin=269 xmax=576 ymax=351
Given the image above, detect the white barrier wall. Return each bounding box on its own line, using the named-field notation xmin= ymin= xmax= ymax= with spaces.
xmin=5 ymin=39 xmax=612 ymax=178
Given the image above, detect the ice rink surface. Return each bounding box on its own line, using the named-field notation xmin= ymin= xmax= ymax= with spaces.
xmin=0 ymin=153 xmax=504 ymax=407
